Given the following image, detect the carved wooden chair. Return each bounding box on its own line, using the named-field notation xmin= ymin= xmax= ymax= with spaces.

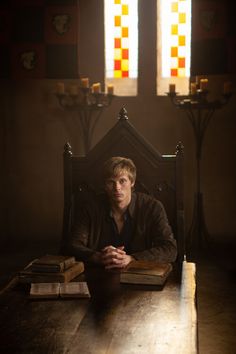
xmin=61 ymin=107 xmax=185 ymax=263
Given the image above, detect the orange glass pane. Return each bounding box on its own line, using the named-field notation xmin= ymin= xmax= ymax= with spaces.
xmin=171 ymin=68 xmax=178 ymax=77
xmin=178 ymin=35 xmax=185 ymax=46
xmin=179 ymin=13 xmax=186 ymax=23
xmin=178 ymin=57 xmax=185 ymax=68
xmin=122 ymin=4 xmax=128 ymax=15
xmin=114 ymin=60 xmax=121 ymax=70
xmin=122 ymin=71 xmax=129 ymax=78
xmin=171 ymin=24 xmax=178 ymax=35
xmin=171 ymin=47 xmax=178 ymax=57
xmin=171 ymin=2 xmax=178 ymax=12
xmin=122 ymin=48 xmax=129 ymax=59
xmin=115 ymin=16 xmax=121 ymax=27
xmin=114 ymin=38 xmax=121 ymax=48
xmin=122 ymin=27 xmax=129 ymax=37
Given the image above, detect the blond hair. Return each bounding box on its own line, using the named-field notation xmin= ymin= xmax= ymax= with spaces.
xmin=103 ymin=156 xmax=136 ymax=183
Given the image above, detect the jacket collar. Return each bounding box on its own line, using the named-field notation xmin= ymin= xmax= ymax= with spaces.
xmin=127 ymin=192 xmax=136 ymax=218
xmin=104 ymin=192 xmax=137 ymax=219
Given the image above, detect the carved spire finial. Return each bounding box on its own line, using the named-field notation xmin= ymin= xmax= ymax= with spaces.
xmin=64 ymin=142 xmax=73 ymax=156
xmin=118 ymin=107 xmax=128 ymax=120
xmin=175 ymin=141 xmax=184 ymax=155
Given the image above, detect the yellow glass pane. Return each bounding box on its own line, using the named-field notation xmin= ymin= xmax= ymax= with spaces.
xmin=114 ymin=48 xmax=122 ymax=59
xmin=122 ymin=4 xmax=129 ymax=15
xmin=121 ymin=59 xmax=129 ymax=71
xmin=178 ymin=68 xmax=186 ymax=77
xmin=114 ymin=70 xmax=122 ymax=78
xmin=114 ymin=0 xmax=121 ymax=4
xmin=115 ymin=16 xmax=121 ymax=27
xmin=178 ymin=35 xmax=185 ymax=46
xmin=122 ymin=27 xmax=129 ymax=37
xmin=179 ymin=13 xmax=186 ymax=23
xmin=171 ymin=24 xmax=178 ymax=35
xmin=171 ymin=2 xmax=178 ymax=12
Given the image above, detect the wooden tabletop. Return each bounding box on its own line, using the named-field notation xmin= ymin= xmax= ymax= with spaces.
xmin=0 ymin=261 xmax=197 ymax=354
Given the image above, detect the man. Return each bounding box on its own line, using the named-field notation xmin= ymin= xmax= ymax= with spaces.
xmin=67 ymin=157 xmax=177 ymax=270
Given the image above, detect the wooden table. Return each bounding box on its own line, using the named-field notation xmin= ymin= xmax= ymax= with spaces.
xmin=0 ymin=261 xmax=197 ymax=354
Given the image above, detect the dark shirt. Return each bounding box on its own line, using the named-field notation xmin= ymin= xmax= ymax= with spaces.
xmin=109 ymin=210 xmax=132 ymax=253
xmin=67 ymin=192 xmax=177 ymax=263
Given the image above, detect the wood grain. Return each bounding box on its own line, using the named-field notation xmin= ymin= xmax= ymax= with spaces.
xmin=0 ymin=262 xmax=197 ymax=354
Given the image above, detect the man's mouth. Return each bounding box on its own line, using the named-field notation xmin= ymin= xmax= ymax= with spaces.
xmin=113 ymin=193 xmax=123 ymax=198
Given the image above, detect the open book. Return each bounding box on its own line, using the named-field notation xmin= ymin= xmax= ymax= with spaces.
xmin=30 ymin=281 xmax=90 ymax=299
xmin=120 ymin=260 xmax=173 ymax=286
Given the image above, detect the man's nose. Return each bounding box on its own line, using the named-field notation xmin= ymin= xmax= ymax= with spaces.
xmin=113 ymin=181 xmax=121 ymax=190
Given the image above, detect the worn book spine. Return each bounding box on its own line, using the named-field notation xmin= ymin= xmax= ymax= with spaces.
xmin=31 ymin=256 xmax=76 ymax=273
xmin=19 ymin=262 xmax=84 ymax=284
xmin=120 ymin=273 xmax=167 ymax=285
xmin=120 ymin=262 xmax=173 ymax=285
xmin=31 ymin=265 xmax=64 ymax=273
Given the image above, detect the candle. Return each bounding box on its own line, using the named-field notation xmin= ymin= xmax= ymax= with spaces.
xmin=169 ymin=83 xmax=176 ymax=93
xmin=81 ymin=78 xmax=89 ymax=88
xmin=56 ymin=82 xmax=65 ymax=95
xmin=68 ymin=84 xmax=78 ymax=96
xmin=92 ymin=82 xmax=101 ymax=94
xmin=200 ymin=78 xmax=208 ymax=91
xmin=190 ymin=82 xmax=197 ymax=95
xmin=195 ymin=76 xmax=201 ymax=86
xmin=223 ymin=81 xmax=232 ymax=95
xmin=107 ymin=84 xmax=114 ymax=95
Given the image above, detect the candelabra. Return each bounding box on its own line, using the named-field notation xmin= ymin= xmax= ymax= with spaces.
xmin=167 ymin=88 xmax=232 ymax=258
xmin=56 ymin=84 xmax=114 ymax=154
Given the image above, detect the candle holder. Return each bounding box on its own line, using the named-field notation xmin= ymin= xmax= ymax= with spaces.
xmin=167 ymin=89 xmax=232 ymax=259
xmin=56 ymin=86 xmax=115 ymax=154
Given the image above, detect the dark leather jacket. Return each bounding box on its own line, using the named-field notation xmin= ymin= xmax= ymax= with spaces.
xmin=67 ymin=192 xmax=177 ymax=263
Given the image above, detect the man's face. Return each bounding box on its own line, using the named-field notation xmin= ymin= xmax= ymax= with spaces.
xmin=105 ymin=171 xmax=134 ymax=206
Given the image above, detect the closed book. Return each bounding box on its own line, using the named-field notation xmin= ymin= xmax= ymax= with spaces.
xmin=31 ymin=254 xmax=76 ymax=273
xmin=19 ymin=261 xmax=84 ymax=284
xmin=30 ymin=281 xmax=90 ymax=299
xmin=120 ymin=260 xmax=173 ymax=285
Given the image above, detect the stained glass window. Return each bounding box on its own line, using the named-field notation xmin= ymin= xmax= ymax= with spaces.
xmin=104 ymin=0 xmax=191 ymax=96
xmin=157 ymin=0 xmax=191 ymax=95
xmin=104 ymin=0 xmax=138 ymax=96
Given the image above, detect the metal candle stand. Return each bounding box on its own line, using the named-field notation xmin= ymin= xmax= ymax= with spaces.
xmin=56 ymin=87 xmax=114 ymax=154
xmin=167 ymin=89 xmax=232 ymax=259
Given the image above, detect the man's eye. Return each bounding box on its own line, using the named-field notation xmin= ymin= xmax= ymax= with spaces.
xmin=120 ymin=179 xmax=126 ymax=184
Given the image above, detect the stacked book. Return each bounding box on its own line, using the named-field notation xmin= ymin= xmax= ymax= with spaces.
xmin=18 ymin=254 xmax=85 ymax=283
